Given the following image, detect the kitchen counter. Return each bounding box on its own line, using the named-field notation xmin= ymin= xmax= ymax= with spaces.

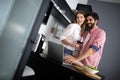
xmin=27 ymin=53 xmax=103 ymax=80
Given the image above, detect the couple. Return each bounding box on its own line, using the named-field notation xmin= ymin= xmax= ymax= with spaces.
xmin=60 ymin=11 xmax=106 ymax=68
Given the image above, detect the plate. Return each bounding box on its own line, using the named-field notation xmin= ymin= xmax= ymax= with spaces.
xmin=84 ymin=66 xmax=99 ymax=74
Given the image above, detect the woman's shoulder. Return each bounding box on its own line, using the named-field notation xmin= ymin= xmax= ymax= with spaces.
xmin=67 ymin=23 xmax=80 ymax=29
xmin=69 ymin=23 xmax=79 ymax=26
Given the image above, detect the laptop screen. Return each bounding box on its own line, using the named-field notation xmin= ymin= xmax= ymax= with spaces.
xmin=47 ymin=41 xmax=64 ymax=64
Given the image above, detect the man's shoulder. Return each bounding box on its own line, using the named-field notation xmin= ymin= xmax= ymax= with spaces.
xmin=96 ymin=27 xmax=106 ymax=33
xmin=95 ymin=27 xmax=106 ymax=36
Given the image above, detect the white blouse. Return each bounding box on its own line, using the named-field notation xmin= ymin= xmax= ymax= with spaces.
xmin=60 ymin=23 xmax=81 ymax=51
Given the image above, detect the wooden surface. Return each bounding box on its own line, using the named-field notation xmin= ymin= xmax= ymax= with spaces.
xmin=74 ymin=65 xmax=101 ymax=80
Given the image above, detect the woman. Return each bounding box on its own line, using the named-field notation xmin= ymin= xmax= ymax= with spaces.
xmin=60 ymin=11 xmax=86 ymax=56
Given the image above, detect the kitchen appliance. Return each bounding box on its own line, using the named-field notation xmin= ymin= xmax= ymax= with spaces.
xmin=32 ymin=34 xmax=46 ymax=55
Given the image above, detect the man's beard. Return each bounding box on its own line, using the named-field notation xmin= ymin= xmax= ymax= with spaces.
xmin=85 ymin=23 xmax=95 ymax=31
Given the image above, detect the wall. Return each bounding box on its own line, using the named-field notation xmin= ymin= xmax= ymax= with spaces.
xmin=88 ymin=0 xmax=120 ymax=80
xmin=98 ymin=0 xmax=120 ymax=4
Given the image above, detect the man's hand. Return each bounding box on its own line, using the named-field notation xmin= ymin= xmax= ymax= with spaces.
xmin=64 ymin=55 xmax=84 ymax=67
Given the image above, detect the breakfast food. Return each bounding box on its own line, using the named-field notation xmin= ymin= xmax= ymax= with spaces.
xmin=86 ymin=66 xmax=98 ymax=70
xmin=84 ymin=66 xmax=99 ymax=74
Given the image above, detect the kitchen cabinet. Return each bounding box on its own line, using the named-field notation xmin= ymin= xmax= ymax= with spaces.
xmin=66 ymin=0 xmax=88 ymax=9
xmin=51 ymin=0 xmax=75 ymax=26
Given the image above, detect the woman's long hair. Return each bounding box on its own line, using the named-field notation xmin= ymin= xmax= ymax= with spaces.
xmin=72 ymin=10 xmax=86 ymax=36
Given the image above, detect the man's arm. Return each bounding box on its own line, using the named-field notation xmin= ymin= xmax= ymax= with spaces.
xmin=76 ymin=48 xmax=95 ymax=61
xmin=64 ymin=48 xmax=95 ymax=64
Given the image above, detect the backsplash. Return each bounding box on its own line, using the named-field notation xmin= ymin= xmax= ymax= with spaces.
xmin=38 ymin=15 xmax=65 ymax=55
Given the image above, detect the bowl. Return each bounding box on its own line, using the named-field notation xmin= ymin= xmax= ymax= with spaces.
xmin=84 ymin=66 xmax=99 ymax=74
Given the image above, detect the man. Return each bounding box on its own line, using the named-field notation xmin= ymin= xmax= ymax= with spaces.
xmin=64 ymin=12 xmax=106 ymax=68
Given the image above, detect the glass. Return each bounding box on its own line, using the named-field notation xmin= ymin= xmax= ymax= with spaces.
xmin=0 ymin=0 xmax=43 ymax=80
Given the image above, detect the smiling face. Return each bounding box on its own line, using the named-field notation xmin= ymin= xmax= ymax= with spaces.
xmin=86 ymin=16 xmax=98 ymax=30
xmin=85 ymin=12 xmax=99 ymax=31
xmin=76 ymin=13 xmax=85 ymax=26
xmin=74 ymin=11 xmax=85 ymax=27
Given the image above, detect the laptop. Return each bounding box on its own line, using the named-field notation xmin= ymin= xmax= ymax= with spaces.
xmin=47 ymin=41 xmax=72 ymax=66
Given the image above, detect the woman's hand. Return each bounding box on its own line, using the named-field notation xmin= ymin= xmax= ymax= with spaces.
xmin=74 ymin=43 xmax=80 ymax=49
xmin=71 ymin=42 xmax=80 ymax=49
